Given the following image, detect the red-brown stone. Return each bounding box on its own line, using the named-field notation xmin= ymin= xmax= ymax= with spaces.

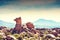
xmin=12 ymin=17 xmax=22 ymax=34
xmin=26 ymin=22 xmax=34 ymax=29
xmin=14 ymin=17 xmax=22 ymax=25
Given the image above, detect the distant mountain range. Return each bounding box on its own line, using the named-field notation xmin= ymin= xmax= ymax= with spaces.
xmin=34 ymin=19 xmax=60 ymax=28
xmin=0 ymin=20 xmax=15 ymax=28
xmin=0 ymin=19 xmax=60 ymax=28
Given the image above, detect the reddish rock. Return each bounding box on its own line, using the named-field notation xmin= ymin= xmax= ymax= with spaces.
xmin=12 ymin=17 xmax=35 ymax=34
xmin=12 ymin=17 xmax=22 ymax=34
xmin=14 ymin=17 xmax=22 ymax=25
xmin=26 ymin=22 xmax=34 ymax=29
xmin=15 ymin=17 xmax=22 ymax=30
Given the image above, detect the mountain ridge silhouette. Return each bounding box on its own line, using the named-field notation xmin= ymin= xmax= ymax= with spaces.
xmin=0 ymin=19 xmax=60 ymax=28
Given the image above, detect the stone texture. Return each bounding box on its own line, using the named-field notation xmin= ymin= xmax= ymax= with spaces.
xmin=26 ymin=22 xmax=34 ymax=29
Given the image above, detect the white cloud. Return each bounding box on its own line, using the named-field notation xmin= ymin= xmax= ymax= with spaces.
xmin=0 ymin=4 xmax=60 ymax=23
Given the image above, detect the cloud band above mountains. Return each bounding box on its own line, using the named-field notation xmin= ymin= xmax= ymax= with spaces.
xmin=0 ymin=0 xmax=60 ymax=7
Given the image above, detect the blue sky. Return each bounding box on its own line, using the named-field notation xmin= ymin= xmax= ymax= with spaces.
xmin=0 ymin=0 xmax=60 ymax=8
xmin=0 ymin=0 xmax=60 ymax=23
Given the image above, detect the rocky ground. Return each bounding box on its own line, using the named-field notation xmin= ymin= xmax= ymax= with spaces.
xmin=0 ymin=26 xmax=60 ymax=40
